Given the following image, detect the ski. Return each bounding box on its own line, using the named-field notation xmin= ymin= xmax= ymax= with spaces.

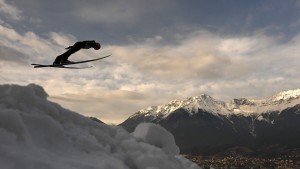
xmin=32 ymin=54 xmax=111 ymax=68
xmin=36 ymin=65 xmax=93 ymax=69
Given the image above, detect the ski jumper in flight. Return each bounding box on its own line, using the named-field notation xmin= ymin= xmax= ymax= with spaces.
xmin=53 ymin=40 xmax=101 ymax=64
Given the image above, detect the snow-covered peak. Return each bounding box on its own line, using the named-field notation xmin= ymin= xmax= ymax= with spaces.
xmin=136 ymin=88 xmax=300 ymax=120
xmin=139 ymin=94 xmax=231 ymax=119
xmin=267 ymin=89 xmax=300 ymax=103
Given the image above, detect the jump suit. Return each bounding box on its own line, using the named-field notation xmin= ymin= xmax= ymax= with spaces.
xmin=53 ymin=40 xmax=98 ymax=64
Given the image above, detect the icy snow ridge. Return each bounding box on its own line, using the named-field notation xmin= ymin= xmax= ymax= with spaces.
xmin=138 ymin=89 xmax=300 ymax=120
xmin=267 ymin=89 xmax=300 ymax=102
xmin=0 ymin=84 xmax=200 ymax=169
xmin=139 ymin=94 xmax=230 ymax=118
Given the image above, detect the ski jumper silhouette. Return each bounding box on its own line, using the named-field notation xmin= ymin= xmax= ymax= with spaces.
xmin=53 ymin=40 xmax=101 ymax=64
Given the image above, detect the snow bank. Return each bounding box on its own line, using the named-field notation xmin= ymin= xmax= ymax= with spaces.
xmin=0 ymin=84 xmax=200 ymax=169
xmin=132 ymin=123 xmax=180 ymax=155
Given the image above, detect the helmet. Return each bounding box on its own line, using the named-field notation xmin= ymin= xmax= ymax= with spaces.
xmin=94 ymin=42 xmax=101 ymax=50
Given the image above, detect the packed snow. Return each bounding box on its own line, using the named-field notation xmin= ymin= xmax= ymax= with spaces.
xmin=132 ymin=123 xmax=180 ymax=156
xmin=0 ymin=84 xmax=200 ymax=169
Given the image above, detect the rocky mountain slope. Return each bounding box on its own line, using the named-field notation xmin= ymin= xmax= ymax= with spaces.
xmin=120 ymin=89 xmax=300 ymax=156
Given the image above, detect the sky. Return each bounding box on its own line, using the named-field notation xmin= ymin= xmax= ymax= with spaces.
xmin=1 ymin=0 xmax=300 ymax=124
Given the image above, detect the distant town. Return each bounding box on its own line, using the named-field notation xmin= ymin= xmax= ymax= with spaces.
xmin=184 ymin=154 xmax=300 ymax=169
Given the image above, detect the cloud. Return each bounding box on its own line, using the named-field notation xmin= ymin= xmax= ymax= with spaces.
xmin=75 ymin=2 xmax=138 ymax=24
xmin=111 ymin=30 xmax=283 ymax=81
xmin=1 ymin=16 xmax=300 ymax=124
xmin=51 ymin=88 xmax=145 ymax=103
xmin=0 ymin=23 xmax=74 ymax=63
xmin=48 ymin=87 xmax=147 ymax=124
xmin=48 ymin=32 xmax=77 ymax=47
xmin=0 ymin=0 xmax=23 ymax=20
xmin=0 ymin=45 xmax=29 ymax=64
xmin=73 ymin=0 xmax=172 ymax=24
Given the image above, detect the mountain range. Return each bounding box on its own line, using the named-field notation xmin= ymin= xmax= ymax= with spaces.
xmin=120 ymin=89 xmax=300 ymax=156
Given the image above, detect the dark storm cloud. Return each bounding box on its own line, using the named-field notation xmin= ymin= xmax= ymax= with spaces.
xmin=7 ymin=0 xmax=174 ymax=43
xmin=6 ymin=0 xmax=300 ymax=44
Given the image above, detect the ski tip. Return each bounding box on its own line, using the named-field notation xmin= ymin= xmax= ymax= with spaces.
xmin=103 ymin=54 xmax=112 ymax=58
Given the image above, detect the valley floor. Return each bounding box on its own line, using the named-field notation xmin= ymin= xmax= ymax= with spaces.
xmin=184 ymin=154 xmax=300 ymax=169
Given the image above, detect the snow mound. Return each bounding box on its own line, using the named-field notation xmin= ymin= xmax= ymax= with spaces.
xmin=0 ymin=84 xmax=200 ymax=169
xmin=132 ymin=123 xmax=180 ymax=155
